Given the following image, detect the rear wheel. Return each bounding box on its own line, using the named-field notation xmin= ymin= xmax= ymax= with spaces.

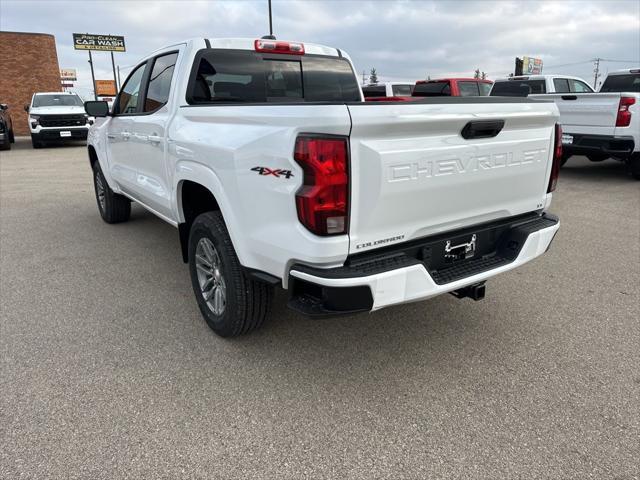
xmin=560 ymin=154 xmax=570 ymax=167
xmin=629 ymin=153 xmax=640 ymax=180
xmin=92 ymin=163 xmax=131 ymax=223
xmin=188 ymin=211 xmax=273 ymax=337
xmin=587 ymin=154 xmax=608 ymax=162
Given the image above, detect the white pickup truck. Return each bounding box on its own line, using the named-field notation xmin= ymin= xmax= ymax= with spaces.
xmin=492 ymin=71 xmax=640 ymax=179
xmin=26 ymin=92 xmax=93 ymax=148
xmin=84 ymin=37 xmax=561 ymax=337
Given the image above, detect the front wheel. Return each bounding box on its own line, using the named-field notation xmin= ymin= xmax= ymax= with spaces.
xmin=92 ymin=163 xmax=131 ymax=223
xmin=188 ymin=211 xmax=273 ymax=337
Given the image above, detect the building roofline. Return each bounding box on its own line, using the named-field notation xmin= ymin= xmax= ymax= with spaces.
xmin=0 ymin=30 xmax=56 ymax=38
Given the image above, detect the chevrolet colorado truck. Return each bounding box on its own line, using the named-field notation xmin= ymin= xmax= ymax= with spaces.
xmin=84 ymin=37 xmax=562 ymax=337
xmin=26 ymin=92 xmax=93 ymax=148
xmin=495 ymin=70 xmax=640 ymax=178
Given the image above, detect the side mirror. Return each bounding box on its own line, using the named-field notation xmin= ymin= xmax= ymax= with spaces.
xmin=85 ymin=100 xmax=109 ymax=117
xmin=0 ymin=104 xmax=7 ymax=111
xmin=24 ymin=104 xmax=29 ymax=112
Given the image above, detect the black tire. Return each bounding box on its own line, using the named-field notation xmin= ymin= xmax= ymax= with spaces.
xmin=92 ymin=163 xmax=131 ymax=223
xmin=188 ymin=211 xmax=273 ymax=337
xmin=629 ymin=154 xmax=640 ymax=181
xmin=587 ymin=154 xmax=607 ymax=162
xmin=9 ymin=129 xmax=15 ymax=143
xmin=32 ymin=139 xmax=44 ymax=149
xmin=0 ymin=140 xmax=9 ymax=151
xmin=560 ymin=154 xmax=570 ymax=167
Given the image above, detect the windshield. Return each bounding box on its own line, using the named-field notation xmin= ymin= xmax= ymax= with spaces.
xmin=32 ymin=94 xmax=84 ymax=108
xmin=600 ymin=74 xmax=640 ymax=93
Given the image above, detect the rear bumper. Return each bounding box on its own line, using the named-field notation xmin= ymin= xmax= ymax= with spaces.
xmin=288 ymin=212 xmax=559 ymax=316
xmin=563 ymin=134 xmax=635 ymax=160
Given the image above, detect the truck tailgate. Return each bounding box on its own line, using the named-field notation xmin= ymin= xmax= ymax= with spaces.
xmin=533 ymin=93 xmax=621 ymax=135
xmin=346 ymin=100 xmax=558 ymax=254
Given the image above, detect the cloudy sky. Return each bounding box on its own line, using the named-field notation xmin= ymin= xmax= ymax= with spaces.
xmin=1 ymin=0 xmax=639 ymax=97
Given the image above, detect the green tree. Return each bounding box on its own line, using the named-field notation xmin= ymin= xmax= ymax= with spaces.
xmin=369 ymin=68 xmax=378 ymax=85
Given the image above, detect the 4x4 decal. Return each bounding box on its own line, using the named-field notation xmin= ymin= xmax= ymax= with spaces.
xmin=251 ymin=167 xmax=294 ymax=179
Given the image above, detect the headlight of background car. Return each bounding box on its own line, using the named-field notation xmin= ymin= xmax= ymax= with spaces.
xmin=29 ymin=115 xmax=40 ymax=128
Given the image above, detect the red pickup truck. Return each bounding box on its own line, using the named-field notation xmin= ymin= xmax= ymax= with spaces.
xmin=413 ymin=78 xmax=493 ymax=97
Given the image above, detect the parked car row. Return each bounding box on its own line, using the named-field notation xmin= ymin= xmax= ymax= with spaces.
xmin=362 ymin=78 xmax=494 ymax=101
xmin=491 ymin=70 xmax=640 ymax=179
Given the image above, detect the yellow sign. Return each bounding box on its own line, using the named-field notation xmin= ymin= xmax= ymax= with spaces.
xmin=73 ymin=33 xmax=126 ymax=52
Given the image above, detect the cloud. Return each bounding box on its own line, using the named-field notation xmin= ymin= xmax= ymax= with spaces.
xmin=1 ymin=0 xmax=638 ymax=96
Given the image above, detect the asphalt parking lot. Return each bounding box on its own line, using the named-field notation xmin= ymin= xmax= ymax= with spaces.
xmin=1 ymin=138 xmax=638 ymax=479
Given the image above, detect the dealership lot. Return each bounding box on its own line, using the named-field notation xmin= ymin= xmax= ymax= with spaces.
xmin=1 ymin=139 xmax=638 ymax=478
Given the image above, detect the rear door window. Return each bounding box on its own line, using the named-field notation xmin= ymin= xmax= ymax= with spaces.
xmin=458 ymin=81 xmax=480 ymax=96
xmin=553 ymin=78 xmax=570 ymax=93
xmin=187 ymin=49 xmax=361 ymax=104
xmin=144 ymin=52 xmax=178 ymax=112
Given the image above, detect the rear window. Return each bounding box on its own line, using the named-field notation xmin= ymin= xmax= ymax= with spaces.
xmin=187 ymin=49 xmax=361 ymax=104
xmin=412 ymin=81 xmax=451 ymax=97
xmin=362 ymin=85 xmax=386 ymax=98
xmin=458 ymin=81 xmax=480 ymax=96
xmin=391 ymin=84 xmax=413 ymax=96
xmin=600 ymin=74 xmax=640 ymax=93
xmin=490 ymin=79 xmax=546 ymax=96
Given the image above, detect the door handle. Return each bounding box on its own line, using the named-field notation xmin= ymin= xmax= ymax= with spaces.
xmin=107 ymin=133 xmax=117 ymax=140
xmin=148 ymin=134 xmax=162 ymax=144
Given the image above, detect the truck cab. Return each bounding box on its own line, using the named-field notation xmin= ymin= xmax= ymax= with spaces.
xmin=26 ymin=92 xmax=93 ymax=148
xmin=413 ymin=78 xmax=494 ymax=97
xmin=490 ymin=75 xmax=594 ymax=96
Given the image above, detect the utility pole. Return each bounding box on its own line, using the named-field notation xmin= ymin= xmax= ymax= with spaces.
xmin=88 ymin=50 xmax=97 ymax=100
xmin=268 ymin=0 xmax=273 ymax=37
xmin=593 ymin=57 xmax=601 ymax=89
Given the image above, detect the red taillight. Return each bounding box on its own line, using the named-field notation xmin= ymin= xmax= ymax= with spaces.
xmin=254 ymin=39 xmax=304 ymax=55
xmin=548 ymin=123 xmax=562 ymax=193
xmin=616 ymin=96 xmax=635 ymax=127
xmin=293 ymin=136 xmax=349 ymax=236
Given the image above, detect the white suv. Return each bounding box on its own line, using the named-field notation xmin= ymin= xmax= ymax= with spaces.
xmin=26 ymin=92 xmax=92 ymax=148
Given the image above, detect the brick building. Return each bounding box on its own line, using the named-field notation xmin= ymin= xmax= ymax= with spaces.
xmin=0 ymin=31 xmax=62 ymax=135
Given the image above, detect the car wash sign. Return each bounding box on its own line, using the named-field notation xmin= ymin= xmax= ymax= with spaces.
xmin=73 ymin=33 xmax=126 ymax=52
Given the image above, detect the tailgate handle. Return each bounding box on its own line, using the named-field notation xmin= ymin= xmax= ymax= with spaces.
xmin=461 ymin=120 xmax=504 ymax=140
xmin=561 ymin=95 xmax=578 ymax=100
